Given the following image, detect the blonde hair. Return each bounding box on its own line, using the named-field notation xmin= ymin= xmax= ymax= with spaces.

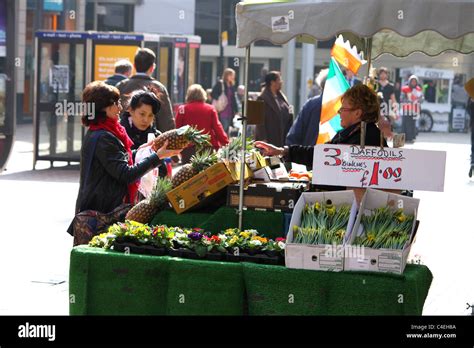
xmin=186 ymin=84 xmax=207 ymax=103
xmin=222 ymin=68 xmax=236 ymax=86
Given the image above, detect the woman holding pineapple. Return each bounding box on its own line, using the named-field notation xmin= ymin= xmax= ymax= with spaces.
xmin=255 ymin=84 xmax=387 ymax=167
xmin=68 ymin=81 xmax=182 ymax=236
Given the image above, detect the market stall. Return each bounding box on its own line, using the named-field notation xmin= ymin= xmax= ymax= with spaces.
xmin=68 ymin=0 xmax=472 ymax=316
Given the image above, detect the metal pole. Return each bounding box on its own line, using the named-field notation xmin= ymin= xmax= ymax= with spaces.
xmin=361 ymin=38 xmax=373 ymax=149
xmin=218 ymin=0 xmax=224 ymax=77
xmin=238 ymin=45 xmax=251 ymax=230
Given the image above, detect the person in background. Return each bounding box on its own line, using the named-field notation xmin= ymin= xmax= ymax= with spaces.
xmin=116 ymin=48 xmax=175 ymax=133
xmin=345 ymin=69 xmax=362 ymax=87
xmin=211 ymin=68 xmax=239 ymax=135
xmin=206 ymin=88 xmax=213 ymax=104
xmin=307 ymin=72 xmax=322 ymax=99
xmin=177 ymin=84 xmax=229 ymax=163
xmin=256 ymin=84 xmax=387 ymax=168
xmin=452 ymin=76 xmax=468 ymax=108
xmin=464 ymin=78 xmax=474 ymax=177
xmin=376 ymin=67 xmax=397 ymax=121
xmin=255 ymin=71 xmax=293 ymax=147
xmin=67 ymin=81 xmax=181 ymax=236
xmin=286 ymin=69 xmax=328 ymax=146
xmin=423 ymin=80 xmax=436 ymax=103
xmin=105 ymin=59 xmax=133 ymax=87
xmin=394 ymin=80 xmax=402 ymax=103
xmin=401 ymin=75 xmax=423 ymax=141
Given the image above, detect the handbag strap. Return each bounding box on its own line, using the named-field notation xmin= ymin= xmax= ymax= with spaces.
xmin=83 ymin=130 xmax=107 ymax=189
xmin=221 ymin=80 xmax=225 ymax=95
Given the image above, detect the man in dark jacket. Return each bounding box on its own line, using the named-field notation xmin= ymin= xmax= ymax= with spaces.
xmin=286 ymin=95 xmax=322 ymax=146
xmin=256 ymin=71 xmax=293 ymax=147
xmin=116 ymin=48 xmax=175 ymax=133
xmin=286 ymin=69 xmax=327 ymax=146
xmin=105 ymin=59 xmax=133 ymax=87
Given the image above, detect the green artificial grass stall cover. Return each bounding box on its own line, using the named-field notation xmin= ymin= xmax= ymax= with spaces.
xmin=151 ymin=207 xmax=286 ymax=240
xmin=70 ymin=247 xmax=433 ymax=316
xmin=70 ymin=246 xmax=245 ymax=315
xmin=242 ymin=263 xmax=433 ymax=315
xmin=166 ymin=258 xmax=245 ymax=315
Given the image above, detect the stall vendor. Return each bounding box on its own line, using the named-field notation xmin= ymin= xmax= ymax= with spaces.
xmin=255 ymin=84 xmax=387 ymax=167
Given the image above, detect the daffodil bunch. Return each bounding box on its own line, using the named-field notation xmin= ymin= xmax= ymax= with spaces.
xmin=353 ymin=207 xmax=414 ymax=249
xmin=292 ymin=200 xmax=351 ymax=245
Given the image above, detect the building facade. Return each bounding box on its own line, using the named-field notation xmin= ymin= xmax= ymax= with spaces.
xmin=12 ymin=0 xmax=474 ymax=123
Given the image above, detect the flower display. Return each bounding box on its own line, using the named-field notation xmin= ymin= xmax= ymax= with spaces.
xmin=88 ymin=222 xmax=286 ymax=264
xmin=89 ymin=232 xmax=116 ymax=249
xmin=292 ymin=200 xmax=351 ymax=245
xmin=353 ymin=207 xmax=414 ymax=249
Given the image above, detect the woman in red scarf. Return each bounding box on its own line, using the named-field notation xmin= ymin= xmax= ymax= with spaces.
xmin=70 ymin=81 xmax=181 ymax=222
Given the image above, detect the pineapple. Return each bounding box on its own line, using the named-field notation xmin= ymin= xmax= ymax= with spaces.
xmin=217 ymin=137 xmax=255 ymax=162
xmin=152 ymin=125 xmax=211 ymax=151
xmin=171 ymin=149 xmax=218 ymax=188
xmin=126 ymin=177 xmax=172 ymax=224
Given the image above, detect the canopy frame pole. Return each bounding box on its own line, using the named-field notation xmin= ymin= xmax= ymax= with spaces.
xmin=361 ymin=37 xmax=373 ymax=149
xmin=238 ymin=45 xmax=251 ymax=230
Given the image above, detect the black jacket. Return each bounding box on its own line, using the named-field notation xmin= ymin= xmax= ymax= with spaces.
xmin=211 ymin=80 xmax=239 ymax=115
xmin=116 ymin=75 xmax=175 ymax=133
xmin=288 ymin=122 xmax=387 ymax=168
xmin=256 ymin=87 xmax=293 ymax=147
xmin=105 ymin=74 xmax=127 ymax=87
xmin=72 ymin=130 xmax=161 ymax=216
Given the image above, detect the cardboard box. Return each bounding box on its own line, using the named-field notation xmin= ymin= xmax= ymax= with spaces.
xmin=344 ymin=188 xmax=420 ymax=275
xmin=285 ymin=191 xmax=358 ymax=272
xmin=167 ymin=162 xmax=250 ymax=214
xmin=224 ymin=160 xmax=252 ymax=181
xmin=226 ymin=182 xmax=308 ymax=212
xmin=246 ymin=152 xmax=267 ymax=171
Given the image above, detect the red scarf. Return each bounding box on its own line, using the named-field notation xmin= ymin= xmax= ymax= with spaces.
xmin=89 ymin=117 xmax=139 ymax=204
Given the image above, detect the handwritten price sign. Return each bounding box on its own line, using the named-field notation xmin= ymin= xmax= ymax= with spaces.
xmin=313 ymin=145 xmax=446 ymax=192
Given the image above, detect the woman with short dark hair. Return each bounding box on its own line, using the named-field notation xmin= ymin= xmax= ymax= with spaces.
xmin=120 ymin=89 xmax=161 ymax=150
xmin=68 ymin=81 xmax=181 ymax=236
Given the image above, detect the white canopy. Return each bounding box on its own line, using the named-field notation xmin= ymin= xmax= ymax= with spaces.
xmin=236 ymin=0 xmax=474 ymax=58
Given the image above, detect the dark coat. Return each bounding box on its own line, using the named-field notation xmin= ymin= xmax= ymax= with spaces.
xmin=73 ymin=130 xmax=161 ymax=215
xmin=116 ymin=75 xmax=175 ymax=133
xmin=105 ymin=74 xmax=127 ymax=87
xmin=286 ymin=95 xmax=321 ymax=146
xmin=288 ymin=122 xmax=387 ymax=168
xmin=211 ymin=80 xmax=239 ymax=115
xmin=256 ymin=87 xmax=294 ymax=147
